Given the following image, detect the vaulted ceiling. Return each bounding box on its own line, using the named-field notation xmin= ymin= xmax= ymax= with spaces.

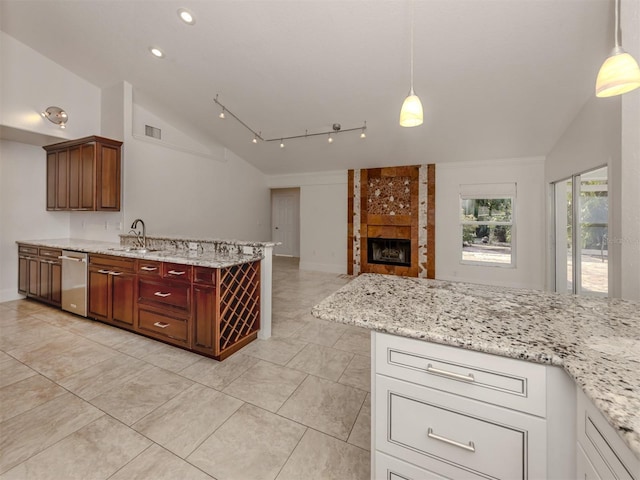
xmin=0 ymin=0 xmax=613 ymax=175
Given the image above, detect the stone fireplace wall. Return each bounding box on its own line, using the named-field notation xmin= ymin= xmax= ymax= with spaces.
xmin=348 ymin=164 xmax=435 ymax=278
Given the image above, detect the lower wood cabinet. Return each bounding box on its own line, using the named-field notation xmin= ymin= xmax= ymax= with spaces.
xmin=17 ymin=244 xmax=62 ymax=307
xmin=88 ymin=254 xmax=135 ymax=328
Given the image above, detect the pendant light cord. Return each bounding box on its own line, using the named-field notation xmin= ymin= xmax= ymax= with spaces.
xmin=410 ymin=0 xmax=415 ymax=94
xmin=614 ymin=0 xmax=620 ymax=48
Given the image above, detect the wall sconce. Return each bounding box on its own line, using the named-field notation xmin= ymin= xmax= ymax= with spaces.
xmin=41 ymin=106 xmax=68 ymax=129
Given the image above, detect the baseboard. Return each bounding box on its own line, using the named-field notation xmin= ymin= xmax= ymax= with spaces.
xmin=299 ymin=261 xmax=346 ymax=275
xmin=0 ymin=289 xmax=23 ymax=304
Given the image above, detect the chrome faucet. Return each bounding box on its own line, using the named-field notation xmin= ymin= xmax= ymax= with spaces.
xmin=130 ymin=218 xmax=146 ymax=249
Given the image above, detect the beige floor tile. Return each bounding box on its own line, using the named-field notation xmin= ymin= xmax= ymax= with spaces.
xmin=80 ymin=323 xmax=138 ymax=348
xmin=0 ymin=356 xmax=36 ymax=389
xmin=286 ymin=343 xmax=353 ymax=381
xmin=223 ymin=360 xmax=306 ymax=412
xmin=0 ymin=318 xmax=71 ymax=351
xmin=110 ymin=444 xmax=213 ymax=480
xmin=0 ymin=299 xmax=49 ymax=315
xmin=113 ymin=334 xmax=168 ymax=359
xmin=0 ymin=393 xmax=103 ymax=474
xmin=276 ymin=428 xmax=370 ymax=480
xmin=270 ymin=317 xmax=305 ymax=338
xmin=133 ymin=384 xmax=243 ymax=458
xmin=338 ymin=354 xmax=371 ymax=391
xmin=1 ymin=416 xmax=150 ymax=480
xmin=348 ymin=393 xmax=371 ymax=451
xmin=188 ymin=403 xmax=306 ymax=480
xmin=278 ymin=375 xmax=366 ymax=440
xmin=240 ymin=337 xmax=306 ymax=366
xmin=29 ymin=309 xmax=83 ymax=329
xmin=13 ymin=340 xmax=117 ymax=381
xmin=6 ymin=331 xmax=88 ymax=366
xmin=333 ymin=327 xmax=371 ymax=356
xmin=0 ymin=374 xmax=66 ymax=422
xmin=89 ymin=366 xmax=193 ymax=425
xmin=58 ymin=355 xmax=154 ymax=400
xmin=179 ymin=353 xmax=258 ymax=390
xmin=140 ymin=343 xmax=203 ymax=373
xmin=289 ymin=318 xmax=349 ymax=347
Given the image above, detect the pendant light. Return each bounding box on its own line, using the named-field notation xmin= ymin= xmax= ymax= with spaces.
xmin=399 ymin=0 xmax=423 ymax=127
xmin=595 ymin=0 xmax=640 ymax=97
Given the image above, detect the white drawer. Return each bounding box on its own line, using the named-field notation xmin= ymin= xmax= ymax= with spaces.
xmin=375 ymin=331 xmax=547 ymax=416
xmin=375 ymin=451 xmax=452 ymax=480
xmin=576 ymin=388 xmax=639 ymax=480
xmin=376 ymin=375 xmax=547 ymax=479
xmin=577 ymin=443 xmax=603 ymax=480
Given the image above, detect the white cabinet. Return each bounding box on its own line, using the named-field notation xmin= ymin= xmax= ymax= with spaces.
xmin=576 ymin=388 xmax=639 ymax=480
xmin=373 ymin=332 xmax=575 ymax=479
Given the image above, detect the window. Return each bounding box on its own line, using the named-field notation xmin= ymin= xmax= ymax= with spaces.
xmin=553 ymin=166 xmax=608 ymax=296
xmin=460 ymin=184 xmax=516 ymax=267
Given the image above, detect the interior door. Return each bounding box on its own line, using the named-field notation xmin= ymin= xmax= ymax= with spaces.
xmin=271 ymin=188 xmax=300 ymax=256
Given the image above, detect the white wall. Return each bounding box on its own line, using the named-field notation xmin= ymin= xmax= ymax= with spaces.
xmin=268 ymin=171 xmax=347 ymax=274
xmin=436 ymin=158 xmax=546 ymax=290
xmin=0 ymin=32 xmax=101 ymax=140
xmin=0 ymin=140 xmax=70 ymax=301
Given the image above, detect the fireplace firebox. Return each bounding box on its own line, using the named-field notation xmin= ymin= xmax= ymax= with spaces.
xmin=367 ymin=238 xmax=411 ymax=267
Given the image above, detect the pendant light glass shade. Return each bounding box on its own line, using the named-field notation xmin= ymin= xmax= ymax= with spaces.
xmin=595 ymin=0 xmax=640 ymax=97
xmin=595 ymin=47 xmax=640 ymax=97
xmin=400 ymin=90 xmax=424 ymax=127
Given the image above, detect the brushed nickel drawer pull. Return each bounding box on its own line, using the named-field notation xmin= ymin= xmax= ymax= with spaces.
xmin=140 ymin=266 xmax=158 ymax=271
xmin=154 ymin=291 xmax=171 ymax=297
xmin=426 ymin=364 xmax=475 ymax=382
xmin=168 ymin=270 xmax=186 ymax=275
xmin=109 ymin=271 xmax=123 ymax=276
xmin=427 ymin=428 xmax=476 ymax=452
xmin=98 ymin=269 xmax=111 ymax=274
xmin=153 ymin=321 xmax=170 ymax=328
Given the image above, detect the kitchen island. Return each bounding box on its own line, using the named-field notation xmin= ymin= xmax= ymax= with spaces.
xmin=17 ymin=236 xmax=275 ymax=360
xmin=312 ymin=273 xmax=640 ymax=479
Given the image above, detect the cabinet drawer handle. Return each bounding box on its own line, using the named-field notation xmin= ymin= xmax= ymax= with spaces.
xmin=98 ymin=269 xmax=111 ymax=274
xmin=58 ymin=255 xmax=86 ymax=262
xmin=153 ymin=321 xmax=170 ymax=328
xmin=140 ymin=266 xmax=158 ymax=271
xmin=154 ymin=292 xmax=171 ymax=297
xmin=167 ymin=270 xmax=186 ymax=276
xmin=109 ymin=271 xmax=123 ymax=276
xmin=426 ymin=364 xmax=475 ymax=383
xmin=427 ymin=428 xmax=476 ymax=453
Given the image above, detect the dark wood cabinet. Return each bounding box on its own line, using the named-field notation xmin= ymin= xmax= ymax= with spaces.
xmin=44 ymin=136 xmax=122 ymax=211
xmin=17 ymin=245 xmax=62 ymax=307
xmin=88 ymin=254 xmax=135 ymax=328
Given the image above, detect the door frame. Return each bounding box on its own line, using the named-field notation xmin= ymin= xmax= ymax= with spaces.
xmin=270 ymin=188 xmax=300 ymax=257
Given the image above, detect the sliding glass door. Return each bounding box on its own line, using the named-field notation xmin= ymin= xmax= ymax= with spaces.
xmin=553 ymin=166 xmax=608 ymax=296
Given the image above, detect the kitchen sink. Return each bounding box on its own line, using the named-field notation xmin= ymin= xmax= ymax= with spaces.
xmin=107 ymin=247 xmax=161 ymax=254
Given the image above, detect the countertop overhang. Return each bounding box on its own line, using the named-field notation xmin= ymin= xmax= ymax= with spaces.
xmin=311 ymin=273 xmax=640 ymax=458
xmin=17 ymin=238 xmax=263 ymax=269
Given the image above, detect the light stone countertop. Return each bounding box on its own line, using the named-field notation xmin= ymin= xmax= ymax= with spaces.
xmin=17 ymin=238 xmax=263 ymax=268
xmin=311 ymin=273 xmax=640 ymax=458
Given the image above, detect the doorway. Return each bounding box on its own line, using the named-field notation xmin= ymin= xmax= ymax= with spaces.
xmin=553 ymin=166 xmax=609 ymax=296
xmin=271 ymin=188 xmax=300 ymax=257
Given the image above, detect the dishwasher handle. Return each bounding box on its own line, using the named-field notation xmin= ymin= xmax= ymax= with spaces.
xmin=58 ymin=255 xmax=87 ymax=263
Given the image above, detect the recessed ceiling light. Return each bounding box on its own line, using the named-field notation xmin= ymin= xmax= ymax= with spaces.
xmin=177 ymin=8 xmax=195 ymax=25
xmin=149 ymin=47 xmax=164 ymax=58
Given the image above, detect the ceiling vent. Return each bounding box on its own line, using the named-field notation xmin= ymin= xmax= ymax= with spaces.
xmin=145 ymin=125 xmax=161 ymax=140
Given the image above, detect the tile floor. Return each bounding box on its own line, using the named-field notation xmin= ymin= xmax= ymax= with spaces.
xmin=0 ymin=257 xmax=371 ymax=480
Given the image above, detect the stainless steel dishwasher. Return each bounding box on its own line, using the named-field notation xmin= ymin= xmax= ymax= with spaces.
xmin=60 ymin=250 xmax=88 ymax=317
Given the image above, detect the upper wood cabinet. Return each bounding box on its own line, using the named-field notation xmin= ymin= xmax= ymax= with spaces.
xmin=43 ymin=135 xmax=122 ymax=211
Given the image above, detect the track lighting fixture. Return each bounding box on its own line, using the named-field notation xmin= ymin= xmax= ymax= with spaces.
xmin=595 ymin=0 xmax=640 ymax=97
xmin=41 ymin=106 xmax=68 ymax=129
xmin=213 ymin=95 xmax=367 ymax=147
xmin=219 ymin=108 xmax=225 ymax=119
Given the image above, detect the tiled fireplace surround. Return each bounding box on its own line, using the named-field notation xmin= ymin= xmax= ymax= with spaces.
xmin=348 ymin=165 xmax=435 ymax=278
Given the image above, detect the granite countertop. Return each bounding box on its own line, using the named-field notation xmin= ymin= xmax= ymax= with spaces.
xmin=17 ymin=238 xmax=263 ymax=269
xmin=311 ymin=273 xmax=640 ymax=458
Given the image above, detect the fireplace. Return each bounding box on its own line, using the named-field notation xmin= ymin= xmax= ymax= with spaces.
xmin=367 ymin=238 xmax=411 ymax=267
